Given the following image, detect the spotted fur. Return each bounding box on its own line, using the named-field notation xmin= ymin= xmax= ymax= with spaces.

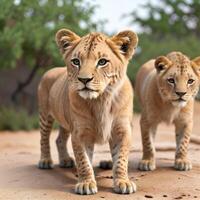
xmin=38 ymin=29 xmax=138 ymax=194
xmin=135 ymin=51 xmax=200 ymax=171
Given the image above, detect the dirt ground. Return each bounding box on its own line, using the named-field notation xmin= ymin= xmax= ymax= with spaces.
xmin=0 ymin=102 xmax=200 ymax=200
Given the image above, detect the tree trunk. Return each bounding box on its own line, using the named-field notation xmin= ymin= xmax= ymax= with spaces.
xmin=11 ymin=64 xmax=40 ymax=103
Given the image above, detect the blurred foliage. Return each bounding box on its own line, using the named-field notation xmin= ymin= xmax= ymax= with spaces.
xmin=0 ymin=106 xmax=59 ymax=131
xmin=130 ymin=0 xmax=200 ymax=37
xmin=0 ymin=106 xmax=39 ymax=131
xmin=0 ymin=0 xmax=101 ymax=70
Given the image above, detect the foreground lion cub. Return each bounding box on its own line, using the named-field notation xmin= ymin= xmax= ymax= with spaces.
xmin=135 ymin=51 xmax=200 ymax=171
xmin=38 ymin=29 xmax=138 ymax=194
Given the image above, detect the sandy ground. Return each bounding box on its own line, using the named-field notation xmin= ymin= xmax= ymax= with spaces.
xmin=0 ymin=102 xmax=200 ymax=200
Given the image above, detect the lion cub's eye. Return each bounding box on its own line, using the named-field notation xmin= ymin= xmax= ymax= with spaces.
xmin=167 ymin=78 xmax=175 ymax=84
xmin=97 ymin=58 xmax=109 ymax=67
xmin=187 ymin=79 xmax=195 ymax=84
xmin=71 ymin=58 xmax=80 ymax=67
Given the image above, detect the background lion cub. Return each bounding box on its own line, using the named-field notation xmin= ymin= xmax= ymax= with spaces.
xmin=38 ymin=29 xmax=138 ymax=194
xmin=135 ymin=51 xmax=200 ymax=171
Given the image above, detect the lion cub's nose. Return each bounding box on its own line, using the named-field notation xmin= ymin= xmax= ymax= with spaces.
xmin=175 ymin=91 xmax=186 ymax=97
xmin=78 ymin=77 xmax=93 ymax=84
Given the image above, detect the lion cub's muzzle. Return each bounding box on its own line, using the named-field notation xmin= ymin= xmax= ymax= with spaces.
xmin=78 ymin=77 xmax=94 ymax=85
xmin=171 ymin=91 xmax=188 ymax=107
xmin=175 ymin=91 xmax=186 ymax=98
xmin=77 ymin=75 xmax=100 ymax=99
xmin=77 ymin=76 xmax=98 ymax=92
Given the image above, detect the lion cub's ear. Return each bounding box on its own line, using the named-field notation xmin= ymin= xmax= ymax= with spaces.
xmin=55 ymin=29 xmax=80 ymax=53
xmin=192 ymin=56 xmax=200 ymax=77
xmin=111 ymin=30 xmax=138 ymax=60
xmin=155 ymin=56 xmax=171 ymax=73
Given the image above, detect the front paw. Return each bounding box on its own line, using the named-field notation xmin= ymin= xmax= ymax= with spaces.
xmin=59 ymin=157 xmax=75 ymax=168
xmin=75 ymin=180 xmax=97 ymax=195
xmin=138 ymin=159 xmax=156 ymax=171
xmin=38 ymin=158 xmax=54 ymax=169
xmin=174 ymin=159 xmax=192 ymax=171
xmin=114 ymin=179 xmax=137 ymax=194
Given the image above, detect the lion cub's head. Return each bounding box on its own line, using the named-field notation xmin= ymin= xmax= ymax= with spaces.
xmin=155 ymin=51 xmax=200 ymax=107
xmin=55 ymin=29 xmax=138 ymax=99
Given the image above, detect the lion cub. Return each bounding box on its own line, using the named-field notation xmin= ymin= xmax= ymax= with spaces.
xmin=135 ymin=51 xmax=200 ymax=171
xmin=38 ymin=29 xmax=138 ymax=194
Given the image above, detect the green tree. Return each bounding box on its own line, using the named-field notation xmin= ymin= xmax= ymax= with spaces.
xmin=0 ymin=0 xmax=101 ymax=102
xmin=130 ymin=0 xmax=200 ymax=37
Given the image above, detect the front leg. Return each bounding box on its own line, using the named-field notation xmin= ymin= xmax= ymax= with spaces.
xmin=110 ymin=122 xmax=136 ymax=194
xmin=174 ymin=118 xmax=193 ymax=171
xmin=138 ymin=114 xmax=157 ymax=171
xmin=71 ymin=135 xmax=97 ymax=195
xmin=85 ymin=143 xmax=94 ymax=164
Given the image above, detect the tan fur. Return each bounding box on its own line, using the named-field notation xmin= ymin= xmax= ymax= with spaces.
xmin=135 ymin=51 xmax=200 ymax=171
xmin=38 ymin=29 xmax=138 ymax=194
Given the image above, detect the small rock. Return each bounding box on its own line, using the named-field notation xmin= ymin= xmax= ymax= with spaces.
xmin=144 ymin=194 xmax=153 ymax=198
xmin=105 ymin=175 xmax=113 ymax=179
xmin=174 ymin=197 xmax=182 ymax=199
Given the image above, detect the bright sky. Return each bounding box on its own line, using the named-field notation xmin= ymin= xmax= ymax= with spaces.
xmin=90 ymin=0 xmax=157 ymax=34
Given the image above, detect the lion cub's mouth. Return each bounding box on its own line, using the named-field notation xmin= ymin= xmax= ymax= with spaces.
xmin=172 ymin=98 xmax=187 ymax=108
xmin=174 ymin=98 xmax=186 ymax=102
xmin=78 ymin=87 xmax=99 ymax=92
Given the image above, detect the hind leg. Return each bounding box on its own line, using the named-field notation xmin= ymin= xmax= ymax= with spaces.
xmin=56 ymin=126 xmax=74 ymax=168
xmin=38 ymin=113 xmax=54 ymax=169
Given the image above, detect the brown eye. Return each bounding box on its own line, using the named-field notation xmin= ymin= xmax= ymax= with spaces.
xmin=97 ymin=58 xmax=109 ymax=67
xmin=167 ymin=78 xmax=175 ymax=84
xmin=71 ymin=58 xmax=80 ymax=67
xmin=188 ymin=79 xmax=194 ymax=84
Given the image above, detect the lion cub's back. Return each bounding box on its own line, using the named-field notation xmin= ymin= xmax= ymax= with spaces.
xmin=38 ymin=67 xmax=67 ymax=113
xmin=135 ymin=59 xmax=155 ymax=105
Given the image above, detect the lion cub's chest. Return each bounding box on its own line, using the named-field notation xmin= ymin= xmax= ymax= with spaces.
xmin=94 ymin=105 xmax=113 ymax=144
xmin=74 ymin=99 xmax=114 ymax=144
xmin=160 ymin=106 xmax=181 ymax=124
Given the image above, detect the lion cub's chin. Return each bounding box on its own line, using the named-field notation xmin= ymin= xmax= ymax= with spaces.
xmin=171 ymin=100 xmax=187 ymax=108
xmin=78 ymin=90 xmax=100 ymax=100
